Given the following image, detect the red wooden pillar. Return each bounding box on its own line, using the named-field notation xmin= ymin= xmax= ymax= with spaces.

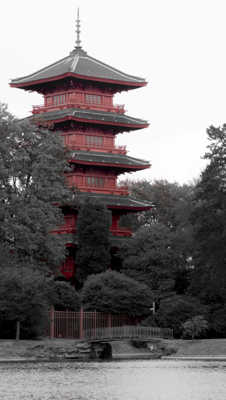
xmin=111 ymin=214 xmax=119 ymax=231
xmin=50 ymin=305 xmax=55 ymax=339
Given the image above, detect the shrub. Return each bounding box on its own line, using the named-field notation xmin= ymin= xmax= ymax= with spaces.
xmin=182 ymin=315 xmax=208 ymax=339
xmin=81 ymin=270 xmax=153 ymax=317
xmin=155 ymin=295 xmax=206 ymax=337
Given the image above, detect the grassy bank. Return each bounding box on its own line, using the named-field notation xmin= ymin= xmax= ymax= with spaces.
xmin=160 ymin=338 xmax=226 ymax=356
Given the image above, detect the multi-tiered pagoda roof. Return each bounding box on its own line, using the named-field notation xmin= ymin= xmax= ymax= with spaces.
xmin=11 ymin=48 xmax=146 ymax=91
xmin=11 ymin=11 xmax=152 ymax=278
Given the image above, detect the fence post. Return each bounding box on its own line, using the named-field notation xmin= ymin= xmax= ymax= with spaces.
xmin=94 ymin=310 xmax=97 ymax=339
xmin=107 ymin=314 xmax=112 ymax=328
xmin=66 ymin=309 xmax=69 ymax=338
xmin=107 ymin=313 xmax=112 ymax=338
xmin=79 ymin=307 xmax=84 ymax=339
xmin=50 ymin=306 xmax=55 ymax=339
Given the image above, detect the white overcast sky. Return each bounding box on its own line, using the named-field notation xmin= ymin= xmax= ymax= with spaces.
xmin=1 ymin=0 xmax=226 ymax=184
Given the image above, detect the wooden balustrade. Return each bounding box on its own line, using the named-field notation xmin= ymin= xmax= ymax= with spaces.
xmin=51 ymin=216 xmax=76 ymax=234
xmin=32 ymin=101 xmax=125 ymax=115
xmin=66 ymin=174 xmax=129 ymax=196
xmin=74 ymin=185 xmax=128 ymax=196
xmin=110 ymin=227 xmax=132 ymax=237
xmin=67 ymin=143 xmax=127 ymax=155
xmin=52 ymin=218 xmax=131 ymax=238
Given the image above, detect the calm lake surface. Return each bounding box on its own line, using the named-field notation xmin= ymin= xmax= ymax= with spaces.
xmin=0 ymin=360 xmax=226 ymax=400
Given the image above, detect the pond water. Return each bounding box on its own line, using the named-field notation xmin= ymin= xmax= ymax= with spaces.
xmin=0 ymin=360 xmax=226 ymax=400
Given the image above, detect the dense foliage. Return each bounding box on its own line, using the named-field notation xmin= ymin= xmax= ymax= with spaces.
xmin=0 ymin=103 xmax=73 ymax=271
xmin=0 ymin=267 xmax=80 ymax=338
xmin=182 ymin=316 xmax=208 ymax=339
xmin=120 ymin=124 xmax=226 ymax=337
xmin=1 ymin=101 xmax=225 ymax=339
xmin=81 ymin=270 xmax=153 ymax=317
xmin=75 ymin=198 xmax=111 ymax=286
xmin=190 ymin=125 xmax=226 ymax=303
xmin=46 ymin=280 xmax=80 ymax=311
xmin=0 ymin=266 xmax=48 ymax=338
xmin=0 ymin=104 xmax=78 ymax=338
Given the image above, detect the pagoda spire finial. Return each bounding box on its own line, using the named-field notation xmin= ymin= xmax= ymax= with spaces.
xmin=75 ymin=8 xmax=81 ymax=49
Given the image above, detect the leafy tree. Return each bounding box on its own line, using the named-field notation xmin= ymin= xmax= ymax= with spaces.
xmin=189 ymin=125 xmax=226 ymax=303
xmin=182 ymin=315 xmax=208 ymax=340
xmin=46 ymin=280 xmax=80 ymax=311
xmin=0 ymin=267 xmax=49 ymax=339
xmin=75 ymin=198 xmax=111 ymax=286
xmin=121 ymin=179 xmax=194 ymax=234
xmin=120 ymin=179 xmax=195 ymax=296
xmin=0 ymin=267 xmax=80 ymax=339
xmin=81 ymin=270 xmax=153 ymax=317
xmin=208 ymin=306 xmax=226 ymax=337
xmin=0 ymin=103 xmax=73 ymax=271
xmin=155 ymin=295 xmax=206 ymax=337
xmin=122 ymin=223 xmax=182 ymax=299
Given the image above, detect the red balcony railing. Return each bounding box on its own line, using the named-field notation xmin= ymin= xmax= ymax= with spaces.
xmin=32 ymin=102 xmax=125 ymax=115
xmin=51 ymin=216 xmax=76 ymax=234
xmin=52 ymin=223 xmax=131 ymax=238
xmin=110 ymin=227 xmax=132 ymax=237
xmin=76 ymin=185 xmax=129 ymax=196
xmin=67 ymin=143 xmax=127 ymax=155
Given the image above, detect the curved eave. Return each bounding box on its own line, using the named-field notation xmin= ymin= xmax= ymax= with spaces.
xmin=109 ymin=204 xmax=152 ymax=212
xmin=35 ymin=115 xmax=148 ymax=130
xmin=68 ymin=158 xmax=150 ymax=172
xmin=10 ymin=72 xmax=147 ymax=91
xmin=61 ymin=203 xmax=152 ymax=212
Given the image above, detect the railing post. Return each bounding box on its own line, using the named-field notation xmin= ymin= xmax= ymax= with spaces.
xmin=66 ymin=309 xmax=69 ymax=338
xmin=94 ymin=310 xmax=97 ymax=339
xmin=50 ymin=305 xmax=55 ymax=339
xmin=79 ymin=307 xmax=84 ymax=339
xmin=107 ymin=313 xmax=112 ymax=338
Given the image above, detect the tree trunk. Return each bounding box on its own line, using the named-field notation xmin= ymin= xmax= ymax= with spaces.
xmin=16 ymin=320 xmax=20 ymax=341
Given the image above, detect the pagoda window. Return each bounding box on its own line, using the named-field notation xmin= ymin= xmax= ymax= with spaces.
xmin=85 ymin=94 xmax=101 ymax=105
xmin=86 ymin=135 xmax=103 ymax=147
xmin=46 ymin=97 xmax=52 ymax=105
xmin=86 ymin=176 xmax=104 ymax=187
xmin=53 ymin=94 xmax=66 ymax=105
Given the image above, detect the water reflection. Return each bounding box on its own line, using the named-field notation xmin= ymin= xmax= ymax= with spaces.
xmin=1 ymin=360 xmax=226 ymax=400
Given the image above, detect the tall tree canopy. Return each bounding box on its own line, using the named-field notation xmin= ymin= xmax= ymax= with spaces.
xmin=122 ymin=223 xmax=178 ymax=298
xmin=0 ymin=103 xmax=73 ymax=271
xmin=75 ymin=198 xmax=111 ymax=286
xmin=120 ymin=180 xmax=195 ymax=299
xmin=189 ymin=124 xmax=226 ymax=304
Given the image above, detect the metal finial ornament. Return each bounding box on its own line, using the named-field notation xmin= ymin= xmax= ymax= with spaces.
xmin=75 ymin=8 xmax=81 ymax=49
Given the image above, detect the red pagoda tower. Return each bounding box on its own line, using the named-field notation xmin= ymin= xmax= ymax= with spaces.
xmin=11 ymin=11 xmax=151 ymax=279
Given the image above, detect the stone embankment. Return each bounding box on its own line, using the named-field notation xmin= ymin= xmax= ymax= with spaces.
xmin=1 ymin=338 xmax=226 ymax=362
xmin=0 ymin=338 xmax=170 ymax=361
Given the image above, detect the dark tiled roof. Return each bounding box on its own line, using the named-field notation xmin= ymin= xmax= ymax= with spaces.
xmin=76 ymin=192 xmax=153 ymax=211
xmin=11 ymin=48 xmax=146 ymax=88
xmin=69 ymin=150 xmax=150 ymax=171
xmin=34 ymin=107 xmax=148 ymax=128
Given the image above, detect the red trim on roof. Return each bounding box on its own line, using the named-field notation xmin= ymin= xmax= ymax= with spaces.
xmin=10 ymin=72 xmax=147 ymax=89
xmin=35 ymin=115 xmax=148 ymax=129
xmin=109 ymin=205 xmax=152 ymax=211
xmin=68 ymin=159 xmax=150 ymax=171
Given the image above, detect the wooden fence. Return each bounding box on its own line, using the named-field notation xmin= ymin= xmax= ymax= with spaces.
xmin=49 ymin=309 xmax=173 ymax=340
